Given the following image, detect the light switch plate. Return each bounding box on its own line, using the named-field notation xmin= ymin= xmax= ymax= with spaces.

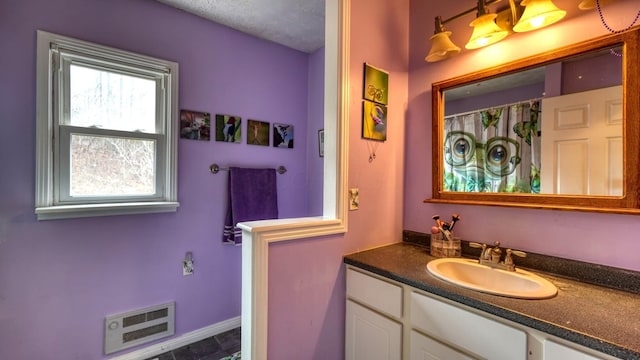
xmin=349 ymin=188 xmax=359 ymax=210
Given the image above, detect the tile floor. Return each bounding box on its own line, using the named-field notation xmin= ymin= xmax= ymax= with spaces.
xmin=146 ymin=327 xmax=240 ymax=360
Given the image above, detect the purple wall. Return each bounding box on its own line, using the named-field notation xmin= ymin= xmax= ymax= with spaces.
xmin=4 ymin=0 xmax=636 ymax=358
xmin=445 ymin=82 xmax=545 ymax=115
xmin=0 ymin=0 xmax=322 ymax=358
xmin=306 ymin=47 xmax=325 ymax=217
xmin=561 ymin=50 xmax=623 ymax=94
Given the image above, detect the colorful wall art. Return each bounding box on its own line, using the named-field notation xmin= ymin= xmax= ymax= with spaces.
xmin=362 ymin=63 xmax=389 ymax=142
xmin=362 ymin=100 xmax=387 ymax=141
xmin=247 ymin=119 xmax=270 ymax=146
xmin=273 ymin=123 xmax=294 ymax=148
xmin=363 ymin=63 xmax=389 ymax=105
xmin=318 ymin=129 xmax=324 ymax=157
xmin=215 ymin=114 xmax=241 ymax=143
xmin=180 ymin=110 xmax=211 ymax=141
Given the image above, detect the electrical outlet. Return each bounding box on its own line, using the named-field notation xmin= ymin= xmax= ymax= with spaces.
xmin=183 ymin=260 xmax=194 ymax=276
xmin=183 ymin=252 xmax=194 ymax=276
xmin=349 ymin=188 xmax=359 ymax=210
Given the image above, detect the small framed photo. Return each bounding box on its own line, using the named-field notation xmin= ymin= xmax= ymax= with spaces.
xmin=318 ymin=129 xmax=324 ymax=157
xmin=180 ymin=110 xmax=211 ymax=141
xmin=363 ymin=63 xmax=389 ymax=105
xmin=273 ymin=123 xmax=294 ymax=148
xmin=215 ymin=114 xmax=241 ymax=143
xmin=247 ymin=119 xmax=270 ymax=146
xmin=362 ymin=100 xmax=387 ymax=141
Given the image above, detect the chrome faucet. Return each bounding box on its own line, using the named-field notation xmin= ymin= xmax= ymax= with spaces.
xmin=469 ymin=241 xmax=526 ymax=271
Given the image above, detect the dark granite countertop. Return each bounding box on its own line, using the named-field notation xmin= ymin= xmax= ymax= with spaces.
xmin=344 ymin=242 xmax=640 ymax=359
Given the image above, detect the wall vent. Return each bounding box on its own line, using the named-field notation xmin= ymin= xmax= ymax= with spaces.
xmin=104 ymin=302 xmax=175 ymax=355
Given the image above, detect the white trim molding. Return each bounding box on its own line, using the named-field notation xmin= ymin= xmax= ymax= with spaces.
xmin=108 ymin=316 xmax=240 ymax=360
xmin=35 ymin=30 xmax=179 ymax=220
xmin=239 ymin=0 xmax=351 ymax=358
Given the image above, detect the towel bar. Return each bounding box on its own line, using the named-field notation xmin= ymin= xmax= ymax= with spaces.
xmin=209 ymin=163 xmax=287 ymax=175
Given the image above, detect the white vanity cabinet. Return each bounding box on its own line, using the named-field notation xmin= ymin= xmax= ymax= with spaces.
xmin=345 ymin=266 xmax=620 ymax=360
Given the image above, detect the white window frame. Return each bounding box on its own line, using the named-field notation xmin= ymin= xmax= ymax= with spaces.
xmin=35 ymin=30 xmax=179 ymax=220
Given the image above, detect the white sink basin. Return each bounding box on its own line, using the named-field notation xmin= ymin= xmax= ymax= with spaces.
xmin=427 ymin=258 xmax=557 ymax=299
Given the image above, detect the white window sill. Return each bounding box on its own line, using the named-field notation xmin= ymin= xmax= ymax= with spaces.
xmin=35 ymin=201 xmax=180 ymax=220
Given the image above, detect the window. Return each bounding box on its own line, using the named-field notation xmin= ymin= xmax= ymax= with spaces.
xmin=35 ymin=31 xmax=179 ymax=220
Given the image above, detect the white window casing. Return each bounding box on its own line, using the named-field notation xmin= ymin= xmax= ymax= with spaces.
xmin=35 ymin=30 xmax=179 ymax=220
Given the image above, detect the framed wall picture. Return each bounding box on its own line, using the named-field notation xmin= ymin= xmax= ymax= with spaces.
xmin=247 ymin=119 xmax=270 ymax=146
xmin=273 ymin=123 xmax=294 ymax=148
xmin=363 ymin=63 xmax=389 ymax=105
xmin=215 ymin=114 xmax=241 ymax=143
xmin=362 ymin=100 xmax=387 ymax=141
xmin=180 ymin=110 xmax=211 ymax=141
xmin=318 ymin=129 xmax=324 ymax=157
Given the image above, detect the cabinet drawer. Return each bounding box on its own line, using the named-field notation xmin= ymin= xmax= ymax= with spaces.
xmin=346 ymin=268 xmax=403 ymax=318
xmin=411 ymin=291 xmax=527 ymax=359
xmin=544 ymin=340 xmax=607 ymax=360
xmin=410 ymin=330 xmax=474 ymax=360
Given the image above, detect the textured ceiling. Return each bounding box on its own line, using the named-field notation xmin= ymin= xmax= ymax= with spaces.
xmin=154 ymin=0 xmax=325 ymax=53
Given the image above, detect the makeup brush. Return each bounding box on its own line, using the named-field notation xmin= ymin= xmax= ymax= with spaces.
xmin=432 ymin=215 xmax=442 ymax=229
xmin=449 ymin=213 xmax=461 ymax=231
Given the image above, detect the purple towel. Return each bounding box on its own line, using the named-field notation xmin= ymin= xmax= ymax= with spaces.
xmin=223 ymin=167 xmax=278 ymax=245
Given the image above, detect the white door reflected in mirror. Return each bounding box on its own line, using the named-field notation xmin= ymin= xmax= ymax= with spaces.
xmin=541 ymin=85 xmax=622 ymax=195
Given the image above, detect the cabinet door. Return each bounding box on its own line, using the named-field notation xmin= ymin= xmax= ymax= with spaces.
xmin=410 ymin=330 xmax=475 ymax=360
xmin=346 ymin=300 xmax=402 ymax=360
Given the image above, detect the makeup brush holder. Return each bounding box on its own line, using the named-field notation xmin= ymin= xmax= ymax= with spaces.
xmin=430 ymin=233 xmax=461 ymax=258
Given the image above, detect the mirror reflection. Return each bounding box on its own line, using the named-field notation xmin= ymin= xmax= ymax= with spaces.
xmin=442 ymin=45 xmax=622 ymax=196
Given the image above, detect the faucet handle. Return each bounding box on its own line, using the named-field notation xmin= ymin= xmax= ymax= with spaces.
xmin=469 ymin=242 xmax=484 ymax=249
xmin=469 ymin=242 xmax=492 ymax=261
xmin=504 ymin=249 xmax=527 ymax=271
xmin=509 ymin=249 xmax=527 ymax=258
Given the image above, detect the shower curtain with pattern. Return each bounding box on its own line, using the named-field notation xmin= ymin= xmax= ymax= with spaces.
xmin=443 ymin=99 xmax=541 ymax=193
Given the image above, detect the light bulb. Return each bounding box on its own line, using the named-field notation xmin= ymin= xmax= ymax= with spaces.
xmin=529 ymin=16 xmax=545 ymax=28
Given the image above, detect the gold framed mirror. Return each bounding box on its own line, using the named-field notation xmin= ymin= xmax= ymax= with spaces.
xmin=427 ymin=27 xmax=640 ymax=214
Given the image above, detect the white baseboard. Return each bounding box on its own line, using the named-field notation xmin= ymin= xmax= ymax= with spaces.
xmin=108 ymin=316 xmax=241 ymax=360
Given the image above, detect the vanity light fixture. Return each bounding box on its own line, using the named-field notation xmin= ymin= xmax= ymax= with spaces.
xmin=465 ymin=0 xmax=509 ymax=49
xmin=577 ymin=0 xmax=616 ymax=10
xmin=512 ymin=0 xmax=566 ymax=32
xmin=425 ymin=16 xmax=461 ymax=62
xmin=426 ymin=0 xmax=566 ymax=62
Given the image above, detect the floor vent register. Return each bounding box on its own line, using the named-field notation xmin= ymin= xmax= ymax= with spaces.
xmin=104 ymin=301 xmax=175 ymax=354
